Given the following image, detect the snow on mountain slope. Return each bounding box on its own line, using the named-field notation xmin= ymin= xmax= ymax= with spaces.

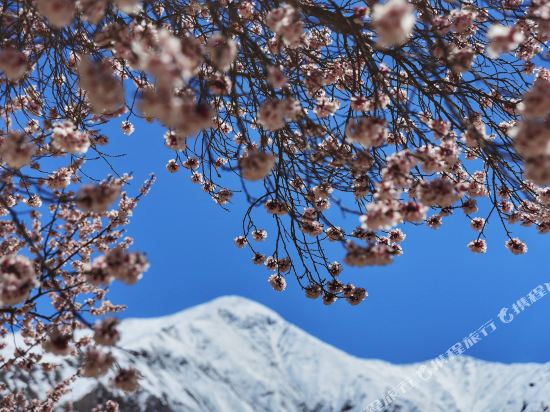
xmin=5 ymin=296 xmax=550 ymax=411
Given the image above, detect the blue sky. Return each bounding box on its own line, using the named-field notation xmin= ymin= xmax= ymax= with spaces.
xmin=96 ymin=119 xmax=550 ymax=365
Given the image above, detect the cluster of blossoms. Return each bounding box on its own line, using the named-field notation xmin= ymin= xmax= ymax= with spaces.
xmin=1 ymin=0 xmax=550 ymax=407
xmin=257 ymin=98 xmax=302 ymax=131
xmin=76 ymin=180 xmax=123 ymax=213
xmin=0 ymin=182 xmax=153 ymax=409
xmin=86 ymin=246 xmax=150 ymax=286
xmin=0 ymin=113 xmax=154 ymax=409
xmin=78 ymin=56 xmax=125 ymax=115
xmin=239 ymin=149 xmax=276 ymax=181
xmin=0 ymin=48 xmax=28 ymax=80
xmin=513 ymin=69 xmax=550 ymax=185
xmin=346 ymin=117 xmax=388 ymax=148
xmin=371 ymin=0 xmax=416 ymax=47
xmin=0 ymin=255 xmax=37 ymax=306
xmin=266 ymin=5 xmax=305 ymax=48
xmin=133 ymin=29 xmax=203 ymax=91
xmin=487 ymin=24 xmax=525 ymax=58
xmin=0 ymin=132 xmax=36 ymax=168
xmin=51 ymin=120 xmax=90 ymax=154
xmin=206 ymin=33 xmax=239 ymax=71
xmin=35 ymin=0 xmax=140 ymax=27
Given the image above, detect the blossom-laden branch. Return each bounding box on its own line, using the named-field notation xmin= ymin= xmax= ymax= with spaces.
xmin=0 ymin=0 xmax=550 ymax=408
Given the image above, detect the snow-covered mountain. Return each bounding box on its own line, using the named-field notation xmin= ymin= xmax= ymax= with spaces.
xmin=8 ymin=296 xmax=550 ymax=411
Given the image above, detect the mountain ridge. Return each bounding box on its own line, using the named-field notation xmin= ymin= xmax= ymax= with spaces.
xmin=3 ymin=295 xmax=550 ymax=411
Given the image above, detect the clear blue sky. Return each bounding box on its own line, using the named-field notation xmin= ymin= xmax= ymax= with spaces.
xmin=96 ymin=119 xmax=550 ymax=365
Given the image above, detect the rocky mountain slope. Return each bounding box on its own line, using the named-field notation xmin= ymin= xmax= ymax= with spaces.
xmin=5 ymin=296 xmax=550 ymax=411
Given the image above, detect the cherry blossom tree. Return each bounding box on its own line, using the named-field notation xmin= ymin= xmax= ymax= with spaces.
xmin=1 ymin=0 xmax=549 ymax=408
